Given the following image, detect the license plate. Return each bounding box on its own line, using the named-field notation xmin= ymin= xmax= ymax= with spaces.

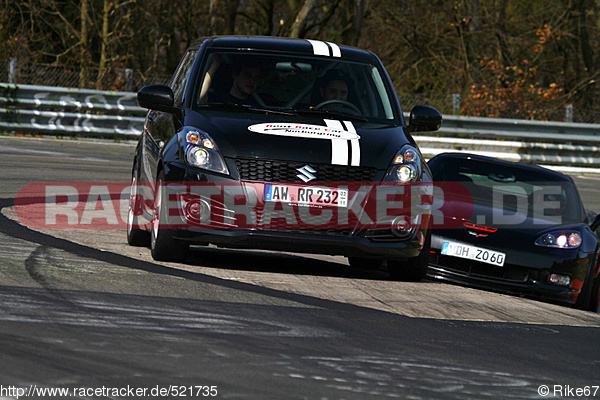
xmin=264 ymin=184 xmax=348 ymax=207
xmin=441 ymin=241 xmax=506 ymax=266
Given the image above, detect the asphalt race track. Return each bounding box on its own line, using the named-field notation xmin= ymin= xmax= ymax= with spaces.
xmin=1 ymin=135 xmax=599 ymax=400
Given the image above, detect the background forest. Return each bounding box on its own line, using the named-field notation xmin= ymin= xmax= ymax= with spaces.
xmin=1 ymin=0 xmax=598 ymax=122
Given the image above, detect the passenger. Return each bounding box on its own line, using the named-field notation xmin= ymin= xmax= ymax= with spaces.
xmin=228 ymin=63 xmax=261 ymax=104
xmin=199 ymin=56 xmax=261 ymax=106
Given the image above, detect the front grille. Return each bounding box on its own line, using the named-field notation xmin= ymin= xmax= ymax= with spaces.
xmin=255 ymin=205 xmax=351 ymax=236
xmin=433 ymin=255 xmax=529 ymax=283
xmin=261 ymin=228 xmax=353 ymax=236
xmin=236 ymin=158 xmax=377 ymax=182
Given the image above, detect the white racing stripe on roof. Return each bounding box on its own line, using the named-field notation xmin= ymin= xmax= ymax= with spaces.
xmin=325 ymin=119 xmax=349 ymax=165
xmin=327 ymin=42 xmax=341 ymax=57
xmin=307 ymin=39 xmax=330 ymax=56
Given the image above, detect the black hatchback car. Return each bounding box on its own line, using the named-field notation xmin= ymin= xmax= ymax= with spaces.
xmin=428 ymin=153 xmax=600 ymax=310
xmin=127 ymin=36 xmax=442 ymax=281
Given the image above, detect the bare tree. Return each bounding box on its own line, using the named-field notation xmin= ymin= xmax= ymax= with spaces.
xmin=79 ymin=0 xmax=91 ymax=87
xmin=290 ymin=0 xmax=318 ymax=38
xmin=96 ymin=0 xmax=110 ymax=89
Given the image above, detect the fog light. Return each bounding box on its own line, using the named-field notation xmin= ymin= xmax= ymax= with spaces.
xmin=184 ymin=199 xmax=210 ymax=223
xmin=391 ymin=216 xmax=411 ymax=238
xmin=548 ymin=273 xmax=571 ymax=286
xmin=188 ymin=201 xmax=201 ymax=218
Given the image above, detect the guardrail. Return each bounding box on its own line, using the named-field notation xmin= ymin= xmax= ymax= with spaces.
xmin=2 ymin=82 xmax=600 ymax=171
xmin=412 ymin=115 xmax=600 ymax=173
xmin=0 ymin=83 xmax=145 ymax=137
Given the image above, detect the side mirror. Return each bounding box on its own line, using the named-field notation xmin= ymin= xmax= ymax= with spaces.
xmin=137 ymin=84 xmax=176 ymax=113
xmin=407 ymin=105 xmax=442 ymax=133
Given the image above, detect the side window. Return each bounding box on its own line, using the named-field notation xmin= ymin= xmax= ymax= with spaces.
xmin=170 ymin=50 xmax=197 ymax=106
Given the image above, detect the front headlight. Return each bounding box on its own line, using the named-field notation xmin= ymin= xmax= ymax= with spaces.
xmin=384 ymin=144 xmax=422 ymax=184
xmin=535 ymin=230 xmax=582 ymax=249
xmin=183 ymin=128 xmax=229 ymax=175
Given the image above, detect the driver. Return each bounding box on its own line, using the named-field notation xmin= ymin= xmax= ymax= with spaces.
xmin=318 ymin=69 xmax=350 ymax=102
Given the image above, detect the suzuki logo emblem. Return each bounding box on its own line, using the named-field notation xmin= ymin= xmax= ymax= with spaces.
xmin=296 ymin=165 xmax=317 ymax=182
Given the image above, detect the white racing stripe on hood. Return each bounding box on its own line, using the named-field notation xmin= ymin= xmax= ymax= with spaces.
xmin=344 ymin=121 xmax=361 ymax=166
xmin=325 ymin=119 xmax=361 ymax=166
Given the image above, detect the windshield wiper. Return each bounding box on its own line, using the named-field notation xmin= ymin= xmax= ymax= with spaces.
xmin=198 ymin=103 xmax=295 ymax=116
xmin=282 ymin=108 xmax=368 ymax=122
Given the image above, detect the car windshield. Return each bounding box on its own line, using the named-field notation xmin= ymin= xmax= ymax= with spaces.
xmin=431 ymin=159 xmax=582 ymax=223
xmin=194 ymin=50 xmax=398 ymax=124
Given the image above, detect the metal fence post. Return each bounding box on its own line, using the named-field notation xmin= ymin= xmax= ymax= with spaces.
xmin=8 ymin=58 xmax=17 ymax=84
xmin=452 ymin=93 xmax=461 ymax=115
xmin=565 ymin=104 xmax=574 ymax=123
xmin=125 ymin=68 xmax=134 ymax=92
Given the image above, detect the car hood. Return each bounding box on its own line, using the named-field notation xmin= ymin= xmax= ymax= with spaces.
xmin=184 ymin=109 xmax=410 ymax=169
xmin=437 ymin=199 xmax=581 ymax=228
xmin=434 ymin=200 xmax=585 ymax=242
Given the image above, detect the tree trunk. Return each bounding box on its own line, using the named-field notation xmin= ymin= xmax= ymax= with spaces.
xmin=495 ymin=0 xmax=513 ymax=68
xmin=224 ymin=0 xmax=240 ymax=34
xmin=79 ymin=0 xmax=91 ymax=88
xmin=209 ymin=0 xmax=219 ymax=35
xmin=290 ymin=0 xmax=317 ymax=38
xmin=96 ymin=0 xmax=110 ymax=89
xmin=347 ymin=0 xmax=366 ymax=46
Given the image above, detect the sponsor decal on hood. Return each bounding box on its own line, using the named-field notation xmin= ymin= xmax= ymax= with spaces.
xmin=248 ymin=123 xmax=360 ymax=141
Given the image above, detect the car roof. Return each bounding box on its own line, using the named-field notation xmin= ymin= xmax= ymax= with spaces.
xmin=189 ymin=36 xmax=377 ymax=62
xmin=428 ymin=152 xmax=574 ymax=183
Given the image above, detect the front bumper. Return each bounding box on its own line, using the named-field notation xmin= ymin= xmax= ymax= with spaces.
xmin=174 ymin=227 xmax=425 ymax=258
xmin=160 ymin=161 xmax=432 ymax=259
xmin=428 ymin=234 xmax=592 ymax=306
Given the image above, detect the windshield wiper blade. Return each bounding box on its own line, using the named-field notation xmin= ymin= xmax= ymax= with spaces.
xmin=198 ymin=103 xmax=295 ymax=116
xmin=283 ymin=108 xmax=368 ymax=122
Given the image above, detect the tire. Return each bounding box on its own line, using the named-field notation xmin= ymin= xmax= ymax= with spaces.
xmin=387 ymin=233 xmax=430 ymax=282
xmin=347 ymin=257 xmax=384 ymax=269
xmin=126 ymin=163 xmax=151 ymax=247
xmin=150 ymin=172 xmax=189 ymax=262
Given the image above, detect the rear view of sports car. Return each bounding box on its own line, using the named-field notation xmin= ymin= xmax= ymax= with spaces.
xmin=428 ymin=153 xmax=600 ymax=311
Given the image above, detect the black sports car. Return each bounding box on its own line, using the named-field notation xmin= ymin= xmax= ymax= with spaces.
xmin=127 ymin=36 xmax=442 ymax=281
xmin=428 ymin=153 xmax=600 ymax=311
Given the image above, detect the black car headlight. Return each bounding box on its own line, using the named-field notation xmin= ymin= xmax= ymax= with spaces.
xmin=535 ymin=230 xmax=582 ymax=249
xmin=383 ymin=144 xmax=422 ymax=184
xmin=183 ymin=128 xmax=229 ymax=175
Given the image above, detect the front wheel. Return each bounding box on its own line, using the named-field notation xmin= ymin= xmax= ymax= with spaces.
xmin=127 ymin=164 xmax=150 ymax=247
xmin=387 ymin=233 xmax=430 ymax=281
xmin=150 ymin=173 xmax=189 ymax=262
